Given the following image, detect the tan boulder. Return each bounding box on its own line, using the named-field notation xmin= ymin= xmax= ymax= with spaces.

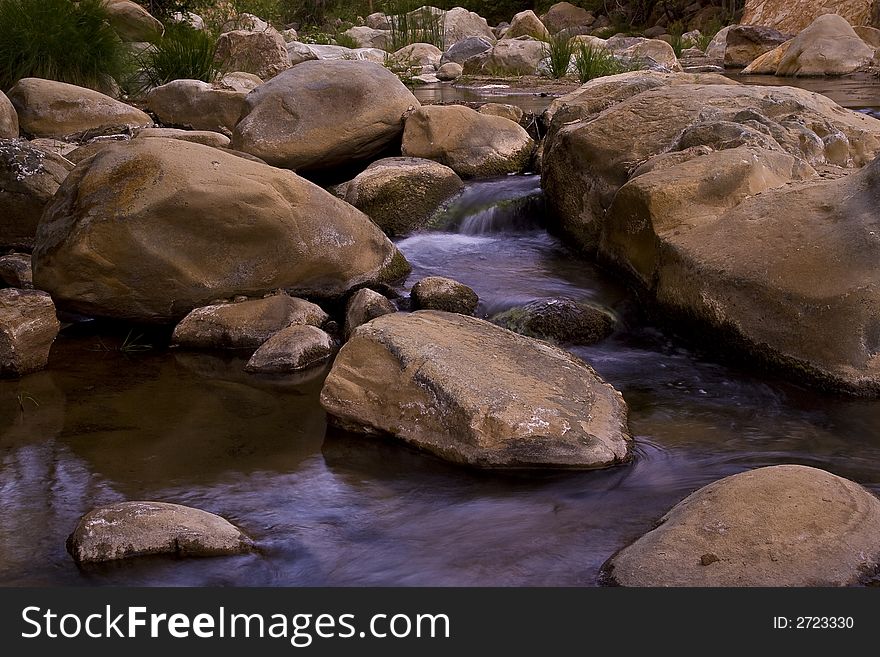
xmin=603 ymin=465 xmax=880 ymax=586
xmin=215 ymin=28 xmax=291 ymax=80
xmin=740 ymin=40 xmax=793 ymax=73
xmin=402 ymin=105 xmax=534 ymax=178
xmin=172 ymin=294 xmax=328 ymax=350
xmin=145 ymin=80 xmax=247 ymax=134
xmin=344 ymin=288 xmax=397 ymax=340
xmin=390 ymin=42 xmax=442 ymax=68
xmin=135 ymin=127 xmax=231 ymax=148
xmin=410 ymin=276 xmax=478 ymax=315
xmin=0 ymin=289 xmax=59 ymax=376
xmin=492 ymin=298 xmax=615 ymax=345
xmin=233 ymin=60 xmax=419 ymax=172
xmin=0 ymin=91 xmax=18 ymax=138
xmin=742 ymin=0 xmax=878 ymax=33
xmin=542 ymin=2 xmax=596 ymax=35
xmin=855 ymin=24 xmax=880 ymax=45
xmin=245 ymin=324 xmax=335 ymax=373
xmin=505 ymin=10 xmax=550 ymax=41
xmin=67 ymin=501 xmax=253 ymax=563
xmin=442 ymin=7 xmax=495 ymax=49
xmin=436 ymin=61 xmax=463 ymax=80
xmin=342 ymin=26 xmax=390 ymax=50
xmin=104 ymin=0 xmax=164 ymax=42
xmin=0 ymin=139 xmax=72 ymax=250
xmin=723 ymin=25 xmax=793 ymax=67
xmin=217 ymin=71 xmax=263 ymax=92
xmin=338 ymin=157 xmax=463 ymax=237
xmin=613 ymin=38 xmax=683 ymax=72
xmin=8 ymin=78 xmax=151 ymax=139
xmin=463 ymin=38 xmax=546 ymax=75
xmin=32 ymin=138 xmax=409 ymax=323
xmin=320 ymin=311 xmax=632 ymax=469
xmin=479 ymin=102 xmax=524 ymax=123
xmin=776 ymin=14 xmax=874 ymax=76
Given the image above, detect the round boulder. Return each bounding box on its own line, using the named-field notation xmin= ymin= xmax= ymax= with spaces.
xmin=67 ymin=501 xmax=253 ymax=564
xmin=411 ymin=276 xmax=478 ymax=315
xmin=602 ymin=465 xmax=880 ymax=586
xmin=344 ymin=288 xmax=397 ymax=340
xmin=492 ymin=298 xmax=615 ymax=345
xmin=245 ymin=324 xmax=335 ymax=373
xmin=145 ymin=80 xmax=247 ymax=134
xmin=233 ymin=60 xmax=420 ymax=172
xmin=0 ymin=91 xmax=18 ymax=138
xmin=32 ymin=138 xmax=409 ymax=323
xmin=214 ymin=28 xmax=291 ymax=80
xmin=505 ymin=10 xmax=550 ymax=41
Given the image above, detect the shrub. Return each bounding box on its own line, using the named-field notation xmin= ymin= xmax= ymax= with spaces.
xmin=136 ymin=23 xmax=224 ymax=91
xmin=0 ymin=0 xmax=132 ymax=92
xmin=543 ymin=33 xmax=573 ymax=79
xmin=573 ymin=42 xmax=633 ymax=83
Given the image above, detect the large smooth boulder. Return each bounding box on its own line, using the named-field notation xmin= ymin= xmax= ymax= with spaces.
xmin=462 ymin=37 xmax=546 ymax=76
xmin=542 ymin=2 xmax=596 ymax=34
xmin=8 ymin=78 xmax=151 ymax=139
xmin=172 ymin=294 xmax=327 ymax=350
xmin=245 ymin=324 xmax=335 ymax=373
xmin=442 ymin=7 xmax=495 ymax=49
xmin=742 ymin=0 xmax=878 ymax=33
xmin=32 ymin=138 xmax=409 ymax=323
xmin=776 ymin=14 xmax=874 ymax=76
xmin=610 ymin=38 xmax=683 ymax=72
xmin=402 ymin=105 xmax=534 ymax=178
xmin=233 ymin=60 xmax=419 ymax=172
xmin=214 ymin=28 xmax=291 ymax=80
xmin=67 ymin=501 xmax=253 ymax=563
xmin=440 ymin=36 xmax=493 ymax=65
xmin=104 ymin=0 xmax=163 ymax=42
xmin=0 ymin=289 xmax=59 ymax=376
xmin=603 ymin=465 xmax=880 ymax=586
xmin=145 ymin=80 xmax=247 ymax=134
xmin=505 ymin=10 xmax=550 ymax=41
xmin=436 ymin=61 xmax=463 ymax=80
xmin=338 ymin=157 xmax=463 ymax=237
xmin=0 ymin=139 xmax=72 ymax=250
xmin=723 ymin=25 xmax=792 ymax=67
xmin=479 ymin=103 xmax=524 ymax=123
xmin=320 ymin=311 xmax=632 ymax=469
xmin=0 ymin=91 xmax=18 ymax=138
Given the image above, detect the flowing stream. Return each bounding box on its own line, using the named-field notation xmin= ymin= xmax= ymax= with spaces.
xmin=2 ymin=79 xmax=880 ymax=586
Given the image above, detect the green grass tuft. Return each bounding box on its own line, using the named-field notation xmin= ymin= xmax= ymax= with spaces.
xmin=136 ymin=22 xmax=224 ymax=92
xmin=542 ymin=33 xmax=573 ymax=79
xmin=573 ymin=42 xmax=637 ymax=83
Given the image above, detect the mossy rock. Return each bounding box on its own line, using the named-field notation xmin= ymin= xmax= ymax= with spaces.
xmin=492 ymin=298 xmax=615 ymax=345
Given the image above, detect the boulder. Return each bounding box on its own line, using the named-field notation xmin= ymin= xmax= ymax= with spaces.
xmin=0 ymin=139 xmax=72 ymax=250
xmin=0 ymin=91 xmax=18 ymax=138
xmin=492 ymin=298 xmax=615 ymax=345
xmin=436 ymin=62 xmax=463 ymax=80
xmin=342 ymin=26 xmax=390 ymax=50
xmin=286 ymin=41 xmax=320 ymax=65
xmin=439 ymin=36 xmax=492 ymax=65
xmin=402 ymin=105 xmax=535 ymax=178
xmin=214 ymin=28 xmax=291 ymax=80
xmin=305 ymin=44 xmax=386 ymax=62
xmin=543 ymin=74 xmax=880 ymax=246
xmin=704 ymin=24 xmax=733 ymax=61
xmin=245 ymin=324 xmax=335 ymax=373
xmin=321 ymin=311 xmax=632 ymax=469
xmin=366 ymin=12 xmax=391 ymax=30
xmin=217 ymin=71 xmax=263 ymax=92
xmin=0 ymin=288 xmax=59 ymax=376
xmin=776 ymin=14 xmax=874 ymax=76
xmin=338 ymin=157 xmax=463 ymax=237
xmin=602 ymin=465 xmax=880 ymax=586
xmin=723 ymin=25 xmax=793 ymax=67
xmin=505 ymin=10 xmax=550 ymax=41
xmin=134 ymin=127 xmax=231 ymax=148
xmin=390 ymin=43 xmax=442 ymax=68
xmin=145 ymin=80 xmax=247 ymax=134
xmin=479 ymin=103 xmax=524 ymax=123
xmin=172 ymin=294 xmax=328 ymax=350
xmin=442 ymin=7 xmax=495 ymax=49
xmin=7 ymin=78 xmax=152 ymax=139
xmin=32 ymin=138 xmax=409 ymax=323
xmin=742 ymin=0 xmax=879 ymax=34
xmin=542 ymin=2 xmax=596 ymax=35
xmin=344 ymin=288 xmax=397 ymax=339
xmin=740 ymin=40 xmax=793 ymax=74
xmin=67 ymin=501 xmax=253 ymax=563
xmin=232 ymin=60 xmax=419 ymax=172
xmin=855 ymin=24 xmax=880 ymax=46
xmin=104 ymin=0 xmax=163 ymax=42
xmin=411 ymin=276 xmax=478 ymax=315
xmin=0 ymin=254 xmax=32 ymax=289
xmin=611 ymin=38 xmax=683 ymax=72
xmin=463 ymin=37 xmax=546 ymax=76
xmin=170 ymin=11 xmax=205 ymax=31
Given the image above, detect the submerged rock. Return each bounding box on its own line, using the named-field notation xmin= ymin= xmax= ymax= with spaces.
xmin=321 ymin=311 xmax=631 ymax=469
xmin=7 ymin=78 xmax=151 ymax=139
xmin=344 ymin=288 xmax=397 ymax=340
xmin=410 ymin=276 xmax=478 ymax=315
xmin=402 ymin=105 xmax=534 ymax=178
xmin=602 ymin=465 xmax=880 ymax=586
xmin=245 ymin=324 xmax=335 ymax=373
xmin=0 ymin=139 xmax=72 ymax=250
xmin=337 ymin=157 xmax=463 ymax=237
xmin=492 ymin=298 xmax=615 ymax=345
xmin=233 ymin=60 xmax=419 ymax=172
xmin=67 ymin=501 xmax=253 ymax=564
xmin=0 ymin=288 xmax=59 ymax=376
xmin=173 ymin=294 xmax=327 ymax=351
xmin=32 ymin=138 xmax=408 ymax=323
